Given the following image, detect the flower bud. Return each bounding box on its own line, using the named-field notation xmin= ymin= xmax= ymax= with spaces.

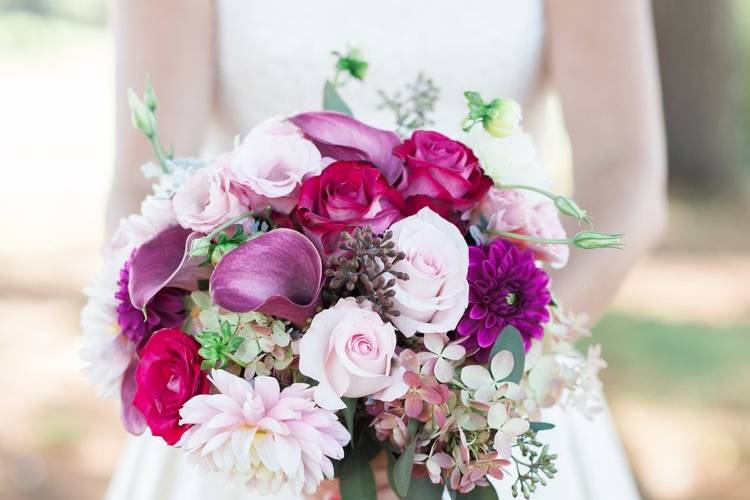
xmin=144 ymin=79 xmax=159 ymax=112
xmin=335 ymin=48 xmax=369 ymax=81
xmin=483 ymin=98 xmax=522 ymax=138
xmin=189 ymin=237 xmax=211 ymax=258
xmin=210 ymin=241 xmax=240 ymax=266
xmin=572 ymin=231 xmax=623 ymax=250
xmin=128 ymin=89 xmax=154 ymax=138
xmin=554 ymin=196 xmax=591 ymax=225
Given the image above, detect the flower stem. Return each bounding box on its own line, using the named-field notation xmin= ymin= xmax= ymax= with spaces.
xmin=499 ymin=183 xmax=555 ymax=199
xmin=205 ymin=211 xmax=256 ymax=242
xmin=149 ymin=127 xmax=172 ymax=174
xmin=487 ymin=230 xmax=571 ymax=246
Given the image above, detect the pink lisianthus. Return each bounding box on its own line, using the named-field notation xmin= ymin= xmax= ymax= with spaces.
xmin=474 ymin=188 xmax=569 ymax=269
xmin=178 ymin=370 xmax=350 ymax=495
xmin=172 ymin=163 xmax=246 ymax=233
xmin=228 ymin=116 xmax=324 ymax=214
xmin=298 ymin=298 xmax=407 ymax=410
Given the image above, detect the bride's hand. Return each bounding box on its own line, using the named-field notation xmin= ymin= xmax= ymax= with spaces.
xmin=304 ymin=452 xmax=398 ymax=500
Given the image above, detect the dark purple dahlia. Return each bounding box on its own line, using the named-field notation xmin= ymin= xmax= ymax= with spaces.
xmin=457 ymin=239 xmax=551 ymax=354
xmin=115 ymin=252 xmax=187 ymax=345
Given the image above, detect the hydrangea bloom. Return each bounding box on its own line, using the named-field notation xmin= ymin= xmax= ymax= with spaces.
xmin=178 ymin=370 xmax=350 ymax=495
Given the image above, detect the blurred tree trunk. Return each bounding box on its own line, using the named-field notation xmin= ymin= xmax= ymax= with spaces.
xmin=652 ymin=0 xmax=742 ymax=195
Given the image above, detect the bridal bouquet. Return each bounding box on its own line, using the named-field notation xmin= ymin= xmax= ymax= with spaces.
xmin=82 ymin=53 xmax=619 ymax=499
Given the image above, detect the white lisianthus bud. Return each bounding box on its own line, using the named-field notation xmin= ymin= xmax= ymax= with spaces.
xmin=128 ymin=89 xmax=154 ymax=138
xmin=483 ymin=98 xmax=522 ymax=138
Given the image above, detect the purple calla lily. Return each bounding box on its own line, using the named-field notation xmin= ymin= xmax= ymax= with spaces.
xmin=209 ymin=228 xmax=323 ymax=326
xmin=128 ymin=225 xmax=209 ymax=310
xmin=289 ymin=111 xmax=404 ymax=185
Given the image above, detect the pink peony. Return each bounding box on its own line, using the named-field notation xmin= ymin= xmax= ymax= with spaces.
xmin=388 ymin=208 xmax=470 ymax=337
xmin=178 ymin=370 xmax=350 ymax=495
xmin=132 ymin=328 xmax=209 ymax=445
xmin=474 ymin=188 xmax=569 ymax=269
xmin=298 ymin=298 xmax=407 ymax=410
xmin=172 ymin=163 xmax=245 ymax=233
xmin=228 ymin=116 xmax=323 ymax=214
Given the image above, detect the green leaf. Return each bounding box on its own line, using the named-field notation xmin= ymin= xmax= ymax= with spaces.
xmin=392 ymin=422 xmax=419 ymax=497
xmin=464 ymin=90 xmax=485 ymax=107
xmin=324 ymin=80 xmax=353 ymax=116
xmin=489 ymin=325 xmax=525 ymax=384
xmin=404 ymin=475 xmax=445 ymax=500
xmin=339 ymin=447 xmax=376 ymax=500
xmin=342 ymin=397 xmax=357 ymax=442
xmin=529 ymin=421 xmax=556 ymax=432
xmin=455 ymin=485 xmax=499 ymax=500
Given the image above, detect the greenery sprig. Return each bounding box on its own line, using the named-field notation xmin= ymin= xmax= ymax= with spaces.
xmin=511 ymin=431 xmax=558 ymax=499
xmin=378 ymin=73 xmax=440 ymax=135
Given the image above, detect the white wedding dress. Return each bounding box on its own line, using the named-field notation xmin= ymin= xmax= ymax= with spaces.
xmin=105 ymin=1 xmax=640 ymax=499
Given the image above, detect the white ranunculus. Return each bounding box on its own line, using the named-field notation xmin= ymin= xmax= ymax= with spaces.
xmin=388 ymin=207 xmax=469 ymax=337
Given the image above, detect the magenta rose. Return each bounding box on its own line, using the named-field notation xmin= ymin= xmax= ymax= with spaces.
xmin=293 ymin=161 xmax=404 ymax=254
xmin=396 ymin=131 xmax=493 ymax=220
xmin=133 ymin=328 xmax=209 ymax=445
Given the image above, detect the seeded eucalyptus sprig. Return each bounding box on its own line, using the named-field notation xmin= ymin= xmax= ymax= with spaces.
xmin=378 ymin=73 xmax=440 ymax=135
xmin=324 ymin=227 xmax=409 ymax=319
xmin=511 ymin=431 xmax=558 ymax=499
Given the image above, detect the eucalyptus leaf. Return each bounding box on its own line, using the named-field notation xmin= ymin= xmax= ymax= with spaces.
xmin=404 ymin=475 xmax=445 ymax=500
xmin=529 ymin=421 xmax=556 ymax=432
xmin=339 ymin=447 xmax=376 ymax=500
xmin=489 ymin=326 xmax=525 ymax=383
xmin=392 ymin=434 xmax=417 ymax=497
xmin=323 ymin=80 xmax=353 ymax=116
xmin=455 ymin=485 xmax=500 ymax=500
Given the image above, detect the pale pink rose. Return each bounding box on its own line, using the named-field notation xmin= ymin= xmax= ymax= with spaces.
xmin=298 ymin=298 xmax=407 ymax=410
xmin=172 ymin=164 xmax=245 ymax=233
xmin=388 ymin=208 xmax=470 ymax=337
xmin=228 ymin=116 xmax=323 ymax=214
xmin=474 ymin=188 xmax=569 ymax=269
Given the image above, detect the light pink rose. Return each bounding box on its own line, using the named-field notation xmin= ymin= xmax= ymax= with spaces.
xmin=172 ymin=164 xmax=245 ymax=233
xmin=228 ymin=116 xmax=323 ymax=214
xmin=388 ymin=207 xmax=470 ymax=337
xmin=298 ymin=298 xmax=406 ymax=410
xmin=474 ymin=188 xmax=569 ymax=269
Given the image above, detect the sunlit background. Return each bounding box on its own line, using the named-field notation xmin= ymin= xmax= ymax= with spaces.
xmin=0 ymin=1 xmax=748 ymax=499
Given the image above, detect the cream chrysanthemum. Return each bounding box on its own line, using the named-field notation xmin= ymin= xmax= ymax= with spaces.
xmin=178 ymin=370 xmax=350 ymax=495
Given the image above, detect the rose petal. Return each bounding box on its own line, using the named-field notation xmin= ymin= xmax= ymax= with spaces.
xmin=120 ymin=358 xmax=146 ymax=435
xmin=289 ymin=111 xmax=404 ymax=185
xmin=209 ymin=229 xmax=322 ymax=326
xmin=128 ymin=226 xmax=209 ymax=310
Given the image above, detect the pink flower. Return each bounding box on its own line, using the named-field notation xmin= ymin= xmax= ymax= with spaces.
xmin=178 ymin=370 xmax=350 ymax=495
xmin=132 ymin=328 xmax=209 ymax=445
xmin=298 ymin=298 xmax=407 ymax=410
xmin=228 ymin=116 xmax=323 ymax=214
xmin=172 ymin=164 xmax=245 ymax=233
xmin=293 ymin=161 xmax=404 ymax=255
xmin=403 ymin=371 xmax=451 ymax=422
xmin=396 ymin=130 xmax=492 ymax=219
xmin=474 ymin=188 xmax=569 ymax=269
xmin=388 ymin=208 xmax=470 ymax=337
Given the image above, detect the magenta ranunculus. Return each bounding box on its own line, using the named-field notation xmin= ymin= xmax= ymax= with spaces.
xmin=457 ymin=239 xmax=551 ymax=356
xmin=132 ymin=328 xmax=209 ymax=445
xmin=293 ymin=161 xmax=404 ymax=254
xmin=396 ymin=131 xmax=493 ymax=220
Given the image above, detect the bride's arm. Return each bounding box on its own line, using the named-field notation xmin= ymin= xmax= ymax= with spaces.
xmin=107 ymin=0 xmax=214 ymax=232
xmin=546 ymin=0 xmax=668 ymax=322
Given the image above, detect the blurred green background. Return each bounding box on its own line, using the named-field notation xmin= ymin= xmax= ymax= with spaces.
xmin=0 ymin=1 xmax=748 ymax=500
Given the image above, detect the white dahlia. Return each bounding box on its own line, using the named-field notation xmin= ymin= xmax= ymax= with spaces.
xmin=178 ymin=370 xmax=351 ymax=495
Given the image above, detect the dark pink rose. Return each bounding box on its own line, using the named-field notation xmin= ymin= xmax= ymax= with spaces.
xmin=293 ymin=161 xmax=404 ymax=254
xmin=133 ymin=328 xmax=209 ymax=445
xmin=395 ymin=131 xmax=493 ymax=220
